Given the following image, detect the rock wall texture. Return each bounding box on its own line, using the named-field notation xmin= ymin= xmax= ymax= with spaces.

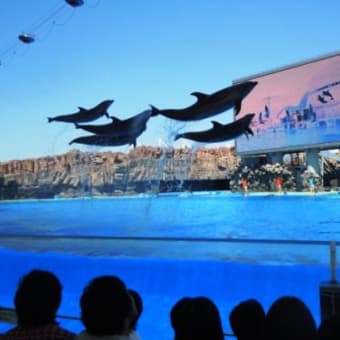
xmin=0 ymin=147 xmax=339 ymax=199
xmin=0 ymin=147 xmax=239 ymax=199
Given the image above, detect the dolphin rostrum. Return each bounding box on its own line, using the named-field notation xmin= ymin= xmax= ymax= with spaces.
xmin=150 ymin=81 xmax=257 ymax=122
xmin=174 ymin=113 xmax=255 ymax=143
xmin=75 ymin=109 xmax=155 ymax=137
xmin=48 ymin=100 xmax=114 ymax=124
xmin=69 ymin=132 xmax=140 ymax=148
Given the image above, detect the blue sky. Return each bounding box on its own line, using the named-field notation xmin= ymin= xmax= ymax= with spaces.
xmin=0 ymin=0 xmax=339 ymax=161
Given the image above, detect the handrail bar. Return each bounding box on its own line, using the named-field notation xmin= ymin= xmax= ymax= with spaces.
xmin=0 ymin=307 xmax=236 ymax=337
xmin=0 ymin=234 xmax=336 ymax=246
xmin=0 ymin=307 xmax=80 ymax=323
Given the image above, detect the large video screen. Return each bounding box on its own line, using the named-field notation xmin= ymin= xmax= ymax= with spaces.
xmin=236 ymin=53 xmax=340 ymax=155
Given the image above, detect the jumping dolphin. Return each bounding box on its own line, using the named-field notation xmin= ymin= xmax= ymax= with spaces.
xmin=75 ymin=109 xmax=154 ymax=137
xmin=69 ymin=132 xmax=140 ymax=148
xmin=174 ymin=113 xmax=255 ymax=143
xmin=150 ymin=81 xmax=257 ymax=121
xmin=48 ymin=100 xmax=114 ymax=124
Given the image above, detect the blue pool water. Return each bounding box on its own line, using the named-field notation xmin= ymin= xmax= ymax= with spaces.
xmin=0 ymin=192 xmax=339 ymax=338
xmin=1 ymin=192 xmax=340 ymax=240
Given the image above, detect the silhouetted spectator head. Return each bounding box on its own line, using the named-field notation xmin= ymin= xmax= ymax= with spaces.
xmin=229 ymin=298 xmax=265 ymax=340
xmin=128 ymin=289 xmax=143 ymax=330
xmin=170 ymin=296 xmax=224 ymax=340
xmin=263 ymin=296 xmax=318 ymax=340
xmin=14 ymin=269 xmax=62 ymax=327
xmin=318 ymin=314 xmax=340 ymax=340
xmin=170 ymin=297 xmax=192 ymax=336
xmin=80 ymin=275 xmax=132 ymax=336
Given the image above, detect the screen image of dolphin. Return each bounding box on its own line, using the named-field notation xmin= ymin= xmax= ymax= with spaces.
xmin=174 ymin=113 xmax=255 ymax=143
xmin=322 ymin=90 xmax=334 ymax=100
xmin=48 ymin=100 xmax=114 ymax=124
xmin=150 ymin=81 xmax=257 ymax=122
xmin=317 ymin=95 xmax=328 ymax=104
xmin=75 ymin=109 xmax=154 ymax=137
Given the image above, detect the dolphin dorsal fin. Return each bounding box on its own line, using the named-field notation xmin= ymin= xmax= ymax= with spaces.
xmin=247 ymin=127 xmax=254 ymax=136
xmin=78 ymin=106 xmax=87 ymax=112
xmin=110 ymin=116 xmax=121 ymax=122
xmin=235 ymin=100 xmax=242 ymax=116
xmin=191 ymin=92 xmax=208 ymax=102
xmin=211 ymin=121 xmax=223 ymax=128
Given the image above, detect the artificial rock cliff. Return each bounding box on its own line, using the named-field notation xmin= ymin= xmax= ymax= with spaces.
xmin=1 ymin=147 xmax=339 ymax=200
xmin=0 ymin=147 xmax=239 ymax=199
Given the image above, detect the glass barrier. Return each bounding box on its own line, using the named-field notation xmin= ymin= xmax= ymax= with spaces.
xmin=0 ymin=236 xmax=338 ymax=338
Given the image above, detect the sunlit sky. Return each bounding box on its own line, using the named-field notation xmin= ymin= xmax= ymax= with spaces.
xmin=1 ymin=0 xmax=339 ymax=161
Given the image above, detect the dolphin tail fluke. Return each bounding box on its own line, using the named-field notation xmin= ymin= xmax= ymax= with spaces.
xmin=150 ymin=105 xmax=160 ymax=117
xmin=48 ymin=117 xmax=54 ymax=123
